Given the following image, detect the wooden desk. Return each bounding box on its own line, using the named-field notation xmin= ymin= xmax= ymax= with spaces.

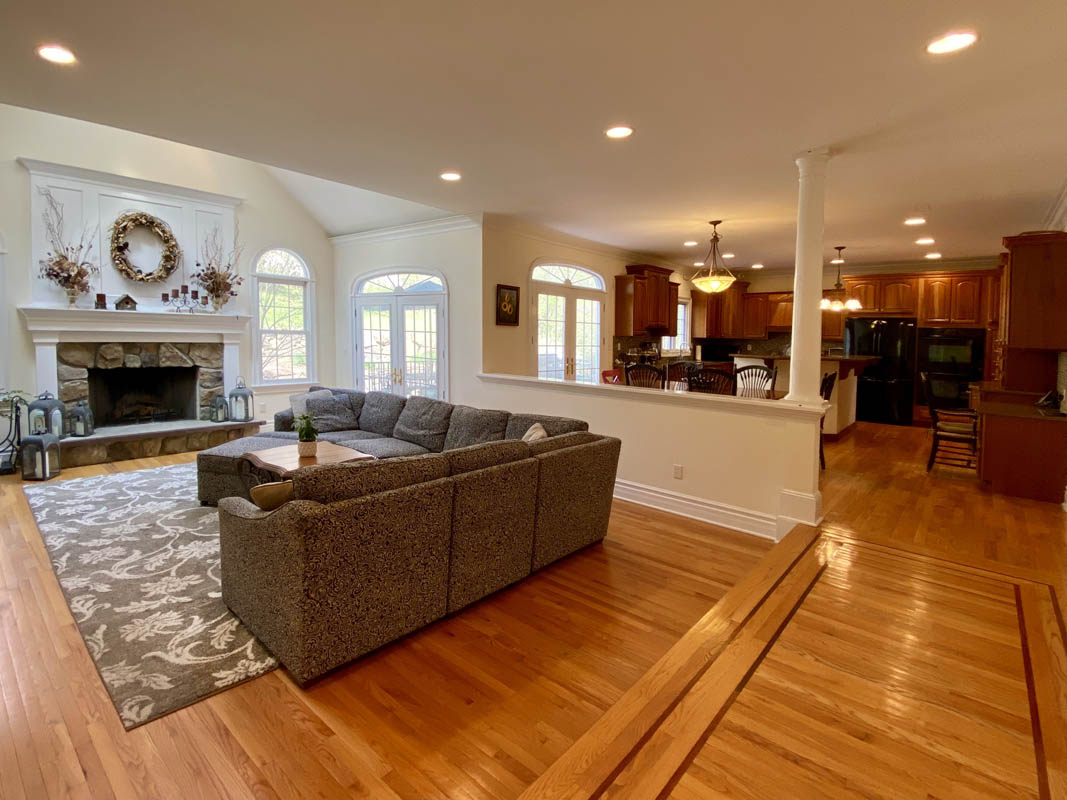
xmin=241 ymin=442 xmax=374 ymax=479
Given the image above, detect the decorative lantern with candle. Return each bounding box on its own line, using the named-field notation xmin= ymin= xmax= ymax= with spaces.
xmin=70 ymin=400 xmax=95 ymax=437
xmin=228 ymin=377 xmax=254 ymax=422
xmin=20 ymin=433 xmax=61 ymax=481
xmin=211 ymin=394 xmax=230 ymax=423
xmin=27 ymin=392 xmax=67 ymax=438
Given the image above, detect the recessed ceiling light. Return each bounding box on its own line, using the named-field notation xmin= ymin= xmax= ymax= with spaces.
xmin=750 ymin=263 xmax=764 ymax=270
xmin=915 ymin=237 xmax=935 ymax=245
xmin=693 ymin=261 xmax=705 ymax=267
xmin=925 ymin=252 xmax=942 ymax=259
xmin=683 ymin=240 xmax=698 ymax=247
xmin=904 ymin=217 xmax=926 ymax=226
xmin=722 ymin=252 xmax=735 ymax=259
xmin=605 ymin=126 xmax=634 ymax=139
xmin=439 ymin=171 xmax=462 ymax=182
xmin=926 ymin=31 xmax=978 ymax=55
xmin=37 ymin=44 xmax=76 ymax=64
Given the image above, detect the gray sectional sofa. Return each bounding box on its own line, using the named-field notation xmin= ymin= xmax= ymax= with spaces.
xmin=217 ymin=426 xmax=622 ymax=685
xmin=196 ymin=385 xmax=591 ymax=505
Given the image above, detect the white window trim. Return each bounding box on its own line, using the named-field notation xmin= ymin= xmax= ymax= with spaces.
xmin=252 ymin=247 xmax=317 ymax=387
xmin=661 ymin=298 xmax=692 ymax=356
xmin=350 ymin=267 xmax=450 ymax=400
xmin=528 ymin=260 xmax=608 ymax=379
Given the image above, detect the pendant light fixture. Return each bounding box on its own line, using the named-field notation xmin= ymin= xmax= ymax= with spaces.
xmin=691 ymin=220 xmax=737 ymax=293
xmin=819 ymin=246 xmax=862 ymax=312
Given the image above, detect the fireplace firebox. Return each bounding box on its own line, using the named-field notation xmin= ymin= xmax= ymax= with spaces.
xmin=87 ymin=367 xmax=200 ymax=426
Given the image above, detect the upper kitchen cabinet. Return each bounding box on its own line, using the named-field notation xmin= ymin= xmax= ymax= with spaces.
xmin=741 ymin=292 xmax=769 ymax=339
xmin=719 ymin=281 xmax=749 ymax=339
xmin=615 ymin=264 xmax=679 ymax=335
xmin=843 ymin=278 xmax=881 ymax=312
xmin=766 ymin=292 xmax=794 ymax=331
xmin=1002 ymin=231 xmax=1067 ymax=350
xmin=881 ymin=277 xmax=919 ymax=314
xmin=822 ymin=294 xmax=846 ymax=340
xmin=918 ymin=274 xmax=984 ymax=327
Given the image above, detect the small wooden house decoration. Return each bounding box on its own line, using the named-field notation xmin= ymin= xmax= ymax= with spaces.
xmin=114 ymin=294 xmax=138 ymax=311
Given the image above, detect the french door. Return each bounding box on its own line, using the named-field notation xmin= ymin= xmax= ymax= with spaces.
xmin=355 ymin=296 xmax=446 ymax=398
xmin=534 ymin=292 xmax=603 ymax=383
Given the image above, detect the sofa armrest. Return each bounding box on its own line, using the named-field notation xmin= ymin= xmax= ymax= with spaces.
xmin=274 ymin=408 xmax=295 ymax=432
xmin=218 ymin=495 xmax=280 ymax=521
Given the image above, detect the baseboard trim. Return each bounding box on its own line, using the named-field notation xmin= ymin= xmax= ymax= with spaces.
xmin=613 ymin=479 xmax=778 ymax=541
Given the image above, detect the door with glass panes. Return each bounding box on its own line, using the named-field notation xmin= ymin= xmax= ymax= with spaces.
xmin=531 ymin=265 xmax=605 ymax=384
xmin=354 ymin=272 xmax=447 ymax=399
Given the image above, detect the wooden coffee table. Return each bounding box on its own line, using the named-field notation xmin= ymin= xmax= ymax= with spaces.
xmin=241 ymin=442 xmax=375 ymax=480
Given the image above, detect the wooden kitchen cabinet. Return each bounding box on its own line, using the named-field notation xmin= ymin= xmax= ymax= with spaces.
xmin=822 ymin=304 xmax=845 ymax=340
xmin=1002 ymin=231 xmax=1067 ymax=350
xmin=918 ymin=277 xmax=952 ymax=324
xmin=766 ymin=292 xmax=793 ymax=330
xmin=615 ymin=264 xmax=677 ymax=335
xmin=950 ymin=276 xmax=983 ymax=326
xmin=719 ymin=282 xmax=748 ymax=339
xmin=691 ymin=291 xmax=720 ymax=338
xmin=844 ymin=279 xmax=880 ymax=312
xmin=880 ymin=277 xmax=919 ymax=313
xmin=918 ymin=275 xmax=984 ymax=326
xmin=741 ymin=293 xmax=769 ymax=339
xmin=666 ymin=282 xmax=679 ymax=337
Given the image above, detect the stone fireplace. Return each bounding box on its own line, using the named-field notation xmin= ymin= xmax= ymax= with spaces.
xmin=57 ymin=342 xmax=224 ymax=422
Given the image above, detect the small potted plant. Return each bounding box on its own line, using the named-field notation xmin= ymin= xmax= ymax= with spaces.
xmin=294 ymin=412 xmax=318 ymax=457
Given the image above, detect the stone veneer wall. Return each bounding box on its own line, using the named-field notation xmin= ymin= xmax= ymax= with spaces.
xmin=62 ymin=422 xmax=262 ymax=467
xmin=55 ymin=342 xmax=224 ymax=420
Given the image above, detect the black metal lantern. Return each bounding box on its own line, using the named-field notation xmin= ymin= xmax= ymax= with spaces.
xmin=211 ymin=394 xmax=230 ymax=423
xmin=28 ymin=391 xmax=67 ymax=438
xmin=21 ymin=433 xmax=61 ymax=481
xmin=228 ymin=376 xmax=254 ymax=422
xmin=70 ymin=400 xmax=95 ymax=437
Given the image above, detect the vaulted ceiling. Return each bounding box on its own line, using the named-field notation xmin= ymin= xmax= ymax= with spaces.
xmin=3 ymin=0 xmax=1066 ymax=271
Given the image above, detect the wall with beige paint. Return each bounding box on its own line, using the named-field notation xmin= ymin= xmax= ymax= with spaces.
xmin=0 ymin=104 xmax=335 ymax=421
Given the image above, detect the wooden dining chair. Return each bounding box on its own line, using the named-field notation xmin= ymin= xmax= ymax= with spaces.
xmin=666 ymin=362 xmax=698 ymax=384
xmin=819 ymin=371 xmax=837 ymax=470
xmin=920 ymin=372 xmax=978 ymax=472
xmin=735 ymin=365 xmax=777 ymax=398
xmin=601 ymin=369 xmax=622 ymax=385
xmin=688 ymin=369 xmax=736 ymax=395
xmin=625 ymin=363 xmax=666 ymax=389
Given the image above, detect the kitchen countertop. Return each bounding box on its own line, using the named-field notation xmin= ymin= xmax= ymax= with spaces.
xmin=728 ymin=354 xmax=879 ymax=362
xmin=977 ymin=400 xmax=1067 ymax=422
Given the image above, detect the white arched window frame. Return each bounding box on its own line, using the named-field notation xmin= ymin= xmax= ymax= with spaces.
xmin=529 ymin=261 xmax=607 ymax=383
xmin=351 ymin=269 xmax=449 ymax=400
xmin=252 ymin=248 xmax=316 ymax=386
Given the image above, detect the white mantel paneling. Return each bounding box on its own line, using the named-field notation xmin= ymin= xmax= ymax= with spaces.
xmin=18 ymin=158 xmax=243 ymax=309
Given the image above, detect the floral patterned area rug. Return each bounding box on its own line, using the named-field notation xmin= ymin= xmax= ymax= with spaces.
xmin=24 ymin=463 xmax=277 ymax=729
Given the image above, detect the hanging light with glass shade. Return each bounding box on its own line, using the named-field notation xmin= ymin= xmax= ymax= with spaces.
xmin=819 ymin=246 xmax=862 ymax=312
xmin=691 ymin=220 xmax=737 ymax=293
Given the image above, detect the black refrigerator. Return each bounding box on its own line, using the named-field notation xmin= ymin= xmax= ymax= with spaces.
xmin=845 ymin=317 xmax=918 ymax=425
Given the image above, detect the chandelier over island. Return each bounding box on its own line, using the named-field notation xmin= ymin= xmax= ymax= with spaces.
xmin=691 ymin=220 xmax=738 ymax=293
xmin=819 ymin=246 xmax=862 ymax=312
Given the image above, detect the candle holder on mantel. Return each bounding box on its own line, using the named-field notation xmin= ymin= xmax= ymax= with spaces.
xmin=162 ymin=284 xmax=209 ymax=313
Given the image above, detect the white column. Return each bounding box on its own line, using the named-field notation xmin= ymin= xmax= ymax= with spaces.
xmin=33 ymin=335 xmax=60 ymax=397
xmin=222 ymin=333 xmax=241 ymax=395
xmin=785 ymin=147 xmax=831 ymax=407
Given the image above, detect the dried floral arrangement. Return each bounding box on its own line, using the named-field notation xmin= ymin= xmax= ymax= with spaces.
xmin=110 ymin=210 xmax=182 ymax=282
xmin=192 ymin=224 xmax=244 ymax=312
xmin=37 ymin=188 xmax=99 ymax=304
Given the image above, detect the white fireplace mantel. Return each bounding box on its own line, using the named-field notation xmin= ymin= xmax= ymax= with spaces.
xmin=18 ymin=304 xmax=250 ymax=396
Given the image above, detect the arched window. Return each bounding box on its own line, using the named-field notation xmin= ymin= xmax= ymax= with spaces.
xmin=353 ymin=270 xmax=448 ymax=399
xmin=253 ymin=249 xmax=315 ymax=384
xmin=530 ymin=262 xmax=606 ymax=383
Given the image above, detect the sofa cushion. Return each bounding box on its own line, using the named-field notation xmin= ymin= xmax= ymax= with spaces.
xmin=306 ymin=395 xmax=361 ymax=432
xmin=446 ymin=440 xmax=531 ymax=475
xmin=393 ymin=396 xmax=454 ymax=452
xmin=257 ymin=429 xmax=360 ymax=444
xmin=442 ymin=405 xmax=510 ymax=451
xmin=353 ymin=437 xmax=431 ymax=459
xmin=336 ymin=430 xmax=385 ymax=442
xmin=289 ymin=388 xmax=333 ymax=416
xmin=329 ymin=389 xmax=366 ymax=419
xmin=527 ymin=431 xmax=600 ymax=456
xmin=359 ymin=391 xmax=407 ymax=436
xmin=292 ymin=452 xmax=449 ymax=504
xmin=255 ymin=430 xmax=299 ymax=441
xmin=197 ymin=436 xmax=295 ymax=475
xmin=505 ymin=413 xmax=589 ymax=440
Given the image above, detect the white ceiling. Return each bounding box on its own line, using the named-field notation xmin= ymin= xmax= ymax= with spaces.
xmin=265 ymin=166 xmax=450 ymax=237
xmin=3 ymin=0 xmax=1066 ymax=270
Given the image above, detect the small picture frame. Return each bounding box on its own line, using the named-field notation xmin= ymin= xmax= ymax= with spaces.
xmin=495 ymin=284 xmax=520 ymax=326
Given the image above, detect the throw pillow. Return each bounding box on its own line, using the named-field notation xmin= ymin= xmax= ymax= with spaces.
xmin=290 ymin=389 xmax=332 ymax=416
xmin=522 ymin=422 xmax=548 ymax=443
xmin=305 ymin=396 xmax=360 ymax=432
xmin=249 ymin=480 xmax=295 ymax=511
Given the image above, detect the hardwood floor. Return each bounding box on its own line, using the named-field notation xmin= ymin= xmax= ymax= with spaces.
xmin=3 ymin=423 xmax=1066 ymax=799
xmin=0 ymin=453 xmax=769 ymax=800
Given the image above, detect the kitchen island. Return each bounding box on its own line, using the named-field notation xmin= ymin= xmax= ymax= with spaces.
xmin=730 ymin=354 xmax=880 ymax=435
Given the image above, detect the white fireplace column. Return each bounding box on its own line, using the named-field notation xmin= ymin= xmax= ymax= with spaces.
xmin=222 ymin=333 xmax=241 ymax=395
xmin=785 ymin=147 xmax=832 ymax=407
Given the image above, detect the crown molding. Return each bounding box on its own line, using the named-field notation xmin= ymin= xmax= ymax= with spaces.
xmin=1043 ymin=178 xmax=1067 ymax=232
xmin=17 ymin=158 xmax=243 ymax=208
xmin=329 ymin=214 xmax=480 ymax=245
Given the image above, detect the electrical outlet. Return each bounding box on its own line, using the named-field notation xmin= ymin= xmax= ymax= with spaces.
xmin=673 ymin=464 xmax=684 ymax=479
